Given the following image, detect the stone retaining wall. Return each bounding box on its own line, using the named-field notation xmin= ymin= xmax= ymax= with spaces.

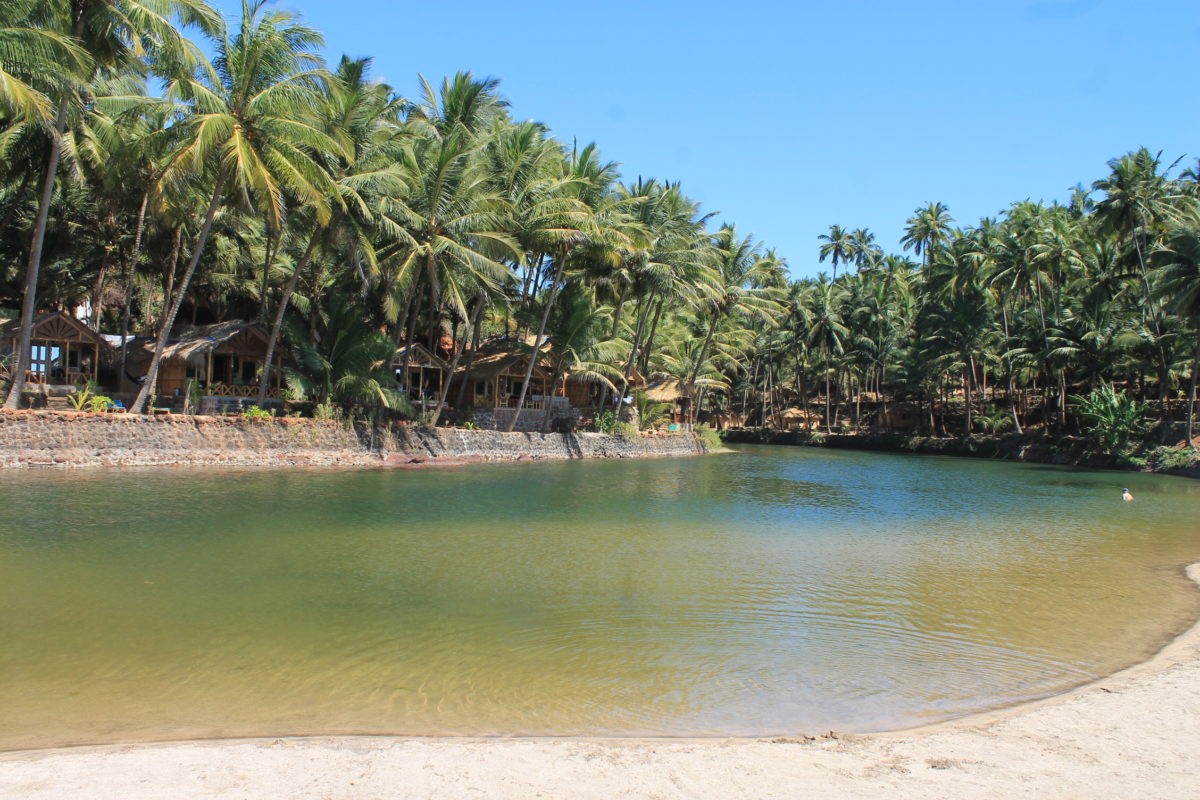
xmin=0 ymin=410 xmax=707 ymax=469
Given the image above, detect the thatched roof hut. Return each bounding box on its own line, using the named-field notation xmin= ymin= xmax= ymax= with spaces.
xmin=127 ymin=321 xmax=283 ymax=400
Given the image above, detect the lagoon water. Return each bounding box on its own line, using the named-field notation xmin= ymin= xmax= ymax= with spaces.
xmin=1 ymin=446 xmax=1198 ymax=749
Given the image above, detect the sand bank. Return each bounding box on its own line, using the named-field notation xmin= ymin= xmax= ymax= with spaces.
xmin=3 ymin=564 xmax=1198 ymax=799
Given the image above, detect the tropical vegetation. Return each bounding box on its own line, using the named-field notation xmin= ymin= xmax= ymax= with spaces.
xmin=1 ymin=0 xmax=1198 ymax=461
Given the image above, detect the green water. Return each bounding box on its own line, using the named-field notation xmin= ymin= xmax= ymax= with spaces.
xmin=1 ymin=446 xmax=1198 ymax=748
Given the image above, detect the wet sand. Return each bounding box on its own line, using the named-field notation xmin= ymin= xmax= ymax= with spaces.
xmin=2 ymin=563 xmax=1197 ymax=799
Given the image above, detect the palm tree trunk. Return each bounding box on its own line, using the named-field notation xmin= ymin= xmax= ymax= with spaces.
xmin=609 ymin=284 xmax=628 ymax=340
xmin=1188 ymin=333 xmax=1200 ymax=450
xmin=257 ymin=230 xmax=320 ymax=404
xmin=824 ymin=355 xmax=832 ymax=434
xmin=131 ymin=167 xmax=229 ymax=414
xmin=454 ymin=304 xmax=485 ymax=409
xmin=639 ymin=297 xmax=666 ymax=375
xmin=617 ymin=291 xmax=654 ymax=402
xmin=4 ymin=95 xmax=71 ymax=409
xmin=119 ymin=190 xmax=152 ymax=382
xmin=963 ymin=362 xmax=972 ymax=436
xmin=506 ymin=256 xmax=567 ymax=432
xmin=161 ymin=227 xmax=183 ymax=332
xmin=541 ymin=364 xmax=564 ymax=433
xmin=430 ymin=295 xmax=484 ymax=426
xmin=256 ymin=225 xmax=278 ymax=324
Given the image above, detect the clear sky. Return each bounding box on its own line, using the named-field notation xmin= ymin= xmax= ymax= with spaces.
xmin=206 ymin=0 xmax=1199 ymax=277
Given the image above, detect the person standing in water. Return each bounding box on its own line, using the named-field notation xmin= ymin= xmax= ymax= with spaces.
xmin=1122 ymin=487 xmax=1134 ymax=502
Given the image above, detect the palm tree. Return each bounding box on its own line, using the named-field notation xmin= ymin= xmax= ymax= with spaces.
xmin=0 ymin=1 xmax=90 ymax=126
xmin=1093 ymin=148 xmax=1184 ymax=411
xmin=379 ymin=73 xmax=521 ymax=424
xmin=131 ymin=0 xmax=340 ymax=413
xmin=817 ymin=223 xmax=853 ymax=279
xmin=687 ymin=226 xmax=784 ymax=420
xmin=5 ymin=0 xmax=221 ymax=408
xmin=901 ymin=201 xmax=955 ymax=270
xmin=256 ymin=55 xmax=408 ymax=404
xmin=848 ymin=227 xmax=881 ymax=273
xmin=1153 ymin=207 xmax=1200 ymax=448
xmin=804 ymin=274 xmax=849 ymax=432
xmin=285 ymin=295 xmax=399 ymax=408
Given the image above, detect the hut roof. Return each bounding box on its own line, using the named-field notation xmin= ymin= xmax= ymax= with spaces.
xmin=453 ymin=352 xmax=550 ymax=380
xmin=153 ymin=322 xmax=269 ymax=365
xmin=392 ymin=343 xmax=447 ymax=370
xmin=781 ymin=406 xmax=821 ymax=421
xmin=643 ymin=379 xmax=688 ymax=402
xmin=0 ymin=310 xmax=104 ymax=346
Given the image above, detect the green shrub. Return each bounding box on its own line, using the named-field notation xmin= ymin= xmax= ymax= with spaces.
xmin=612 ymin=420 xmax=638 ymax=440
xmin=694 ymin=423 xmax=722 ymax=451
xmin=67 ymin=386 xmax=93 ymax=411
xmin=241 ymin=405 xmax=274 ymax=421
xmin=634 ymin=391 xmax=672 ymax=431
xmin=1145 ymin=445 xmax=1199 ymax=472
xmin=87 ymin=394 xmax=114 ymax=413
xmin=977 ymin=405 xmax=1015 ymax=434
xmin=313 ymin=401 xmax=341 ymax=422
xmin=594 ymin=409 xmax=617 ymax=434
xmin=1071 ymin=384 xmax=1149 ymax=455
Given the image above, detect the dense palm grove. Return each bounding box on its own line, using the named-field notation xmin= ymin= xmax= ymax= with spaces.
xmin=2 ymin=1 xmax=1198 ymax=455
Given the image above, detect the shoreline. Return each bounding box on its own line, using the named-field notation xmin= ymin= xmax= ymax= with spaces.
xmin=2 ymin=566 xmax=1197 ymax=798
xmin=722 ymin=428 xmax=1200 ymax=478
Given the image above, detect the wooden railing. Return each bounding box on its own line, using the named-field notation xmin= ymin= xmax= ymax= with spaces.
xmin=205 ymin=381 xmax=282 ymax=399
xmin=494 ymin=395 xmax=568 ymax=410
xmin=24 ymin=369 xmax=90 ymax=386
xmin=157 ymin=379 xmax=282 ymax=399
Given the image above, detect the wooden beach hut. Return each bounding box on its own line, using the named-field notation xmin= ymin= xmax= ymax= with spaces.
xmin=126 ymin=322 xmax=284 ymax=408
xmin=450 ymin=352 xmax=554 ymax=409
xmin=780 ymin=406 xmax=821 ymax=431
xmin=643 ymin=379 xmax=691 ymax=423
xmin=0 ymin=311 xmax=104 ymax=389
xmin=392 ymin=343 xmax=448 ymax=405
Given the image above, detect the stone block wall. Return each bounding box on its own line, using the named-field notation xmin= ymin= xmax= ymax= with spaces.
xmin=0 ymin=410 xmax=707 ymax=469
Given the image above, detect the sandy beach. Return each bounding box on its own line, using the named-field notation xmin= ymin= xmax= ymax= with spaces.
xmin=2 ymin=563 xmax=1197 ymax=799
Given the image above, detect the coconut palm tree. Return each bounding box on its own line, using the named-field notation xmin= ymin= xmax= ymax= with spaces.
xmin=5 ymin=0 xmax=221 ymax=408
xmin=0 ymin=1 xmax=90 ymax=126
xmin=1153 ymin=207 xmax=1200 ymax=448
xmin=804 ymin=274 xmax=849 ymax=432
xmin=1093 ymin=148 xmax=1185 ymax=411
xmin=131 ymin=0 xmax=340 ymax=413
xmin=687 ymin=226 xmax=785 ymax=418
xmin=377 ymin=73 xmax=522 ymax=425
xmin=818 ymin=223 xmax=853 ymax=279
xmin=901 ymin=201 xmax=955 ymax=270
xmin=255 ymin=54 xmax=408 ymax=404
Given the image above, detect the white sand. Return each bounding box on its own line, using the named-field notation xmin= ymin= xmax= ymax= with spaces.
xmin=3 ymin=564 xmax=1198 ymax=800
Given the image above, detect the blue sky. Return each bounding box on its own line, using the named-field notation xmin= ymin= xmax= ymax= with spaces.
xmin=207 ymin=0 xmax=1199 ymax=277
